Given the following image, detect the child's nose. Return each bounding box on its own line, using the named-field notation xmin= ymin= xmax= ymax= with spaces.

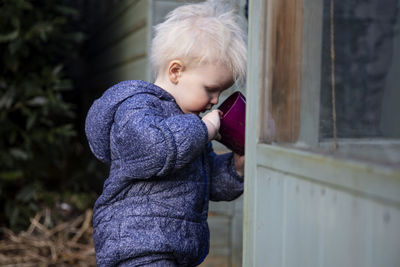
xmin=210 ymin=95 xmax=219 ymax=105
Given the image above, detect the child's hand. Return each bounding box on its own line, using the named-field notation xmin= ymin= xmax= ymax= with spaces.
xmin=233 ymin=153 xmax=245 ymax=176
xmin=202 ymin=110 xmax=223 ymax=141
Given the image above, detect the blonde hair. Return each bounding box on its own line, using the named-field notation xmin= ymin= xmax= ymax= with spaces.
xmin=150 ymin=0 xmax=247 ymax=82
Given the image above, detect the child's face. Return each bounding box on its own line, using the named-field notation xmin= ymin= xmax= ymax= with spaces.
xmin=173 ymin=62 xmax=234 ymax=115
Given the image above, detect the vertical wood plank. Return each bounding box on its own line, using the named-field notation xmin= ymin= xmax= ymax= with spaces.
xmin=231 ymin=196 xmax=243 ymax=267
xmin=254 ymin=168 xmax=286 ymax=266
xmin=298 ymin=0 xmax=324 ymax=146
xmin=243 ymin=0 xmax=266 ymax=265
xmin=260 ymin=0 xmax=303 ymax=143
xmin=284 ymin=178 xmax=320 ymax=267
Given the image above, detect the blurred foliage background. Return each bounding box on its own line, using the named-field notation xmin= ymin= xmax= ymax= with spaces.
xmin=0 ymin=0 xmax=105 ymax=231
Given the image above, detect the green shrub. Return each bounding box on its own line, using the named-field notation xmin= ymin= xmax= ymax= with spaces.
xmin=0 ymin=0 xmax=102 ymax=231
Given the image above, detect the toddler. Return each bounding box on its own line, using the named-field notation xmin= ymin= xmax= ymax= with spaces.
xmin=85 ymin=1 xmax=247 ymax=266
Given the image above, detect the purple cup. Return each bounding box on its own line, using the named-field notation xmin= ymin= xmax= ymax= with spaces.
xmin=217 ymin=91 xmax=246 ymax=155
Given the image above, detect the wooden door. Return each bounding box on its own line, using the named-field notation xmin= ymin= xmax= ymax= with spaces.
xmin=243 ymin=0 xmax=400 ymax=266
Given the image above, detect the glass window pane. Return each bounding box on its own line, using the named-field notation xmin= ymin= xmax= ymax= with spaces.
xmin=320 ymin=0 xmax=400 ymax=139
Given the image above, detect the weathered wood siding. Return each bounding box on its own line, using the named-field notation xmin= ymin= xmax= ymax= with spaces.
xmin=85 ymin=0 xmax=149 ymax=92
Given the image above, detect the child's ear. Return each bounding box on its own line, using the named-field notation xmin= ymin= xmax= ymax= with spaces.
xmin=168 ymin=60 xmax=184 ymax=84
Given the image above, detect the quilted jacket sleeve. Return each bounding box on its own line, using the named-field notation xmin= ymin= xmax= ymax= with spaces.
xmin=110 ymin=94 xmax=209 ymax=179
xmin=206 ymin=143 xmax=244 ymax=201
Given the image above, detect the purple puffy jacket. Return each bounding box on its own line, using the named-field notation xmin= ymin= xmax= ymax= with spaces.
xmin=85 ymin=80 xmax=243 ymax=266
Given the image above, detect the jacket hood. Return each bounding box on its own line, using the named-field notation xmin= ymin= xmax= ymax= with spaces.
xmin=84 ymin=80 xmax=174 ymax=163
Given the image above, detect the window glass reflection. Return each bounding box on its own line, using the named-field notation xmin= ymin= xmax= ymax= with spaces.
xmin=320 ymin=0 xmax=400 ymax=139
